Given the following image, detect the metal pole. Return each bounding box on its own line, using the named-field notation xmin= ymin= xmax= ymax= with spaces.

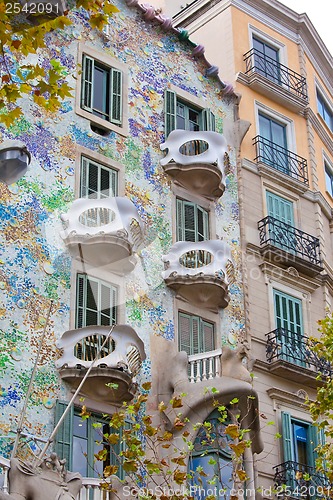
xmin=37 ymin=323 xmax=115 ymax=461
xmin=11 ymin=300 xmax=54 ymax=459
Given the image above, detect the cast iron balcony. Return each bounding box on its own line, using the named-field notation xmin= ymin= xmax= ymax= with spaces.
xmin=60 ymin=197 xmax=144 ymax=274
xmin=253 ymin=135 xmax=309 ymax=185
xmin=244 ymin=48 xmax=308 ymax=101
xmin=160 ymin=130 xmax=227 ymax=200
xmin=266 ymin=328 xmax=332 ymax=378
xmin=56 ymin=325 xmax=146 ymax=404
xmin=162 ymin=240 xmax=234 ymax=311
xmin=258 ymin=216 xmax=323 ymax=276
xmin=273 ymin=461 xmax=329 ymax=499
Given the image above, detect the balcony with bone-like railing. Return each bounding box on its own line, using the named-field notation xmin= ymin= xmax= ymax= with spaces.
xmin=253 ymin=135 xmax=309 ymax=186
xmin=273 ymin=461 xmax=330 ymax=499
xmin=242 ymin=48 xmax=308 ymax=111
xmin=56 ymin=325 xmax=146 ymax=404
xmin=160 ymin=130 xmax=227 ymax=200
xmin=258 ymin=216 xmax=323 ymax=277
xmin=265 ymin=328 xmax=332 ymax=384
xmin=60 ymin=197 xmax=144 ymax=274
xmin=162 ymin=240 xmax=235 ymax=310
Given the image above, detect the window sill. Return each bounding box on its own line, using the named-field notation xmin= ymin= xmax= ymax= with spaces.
xmin=75 ymin=105 xmax=129 ymax=137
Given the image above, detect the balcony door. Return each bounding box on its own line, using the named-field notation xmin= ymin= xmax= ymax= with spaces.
xmin=266 ymin=191 xmax=296 ymax=253
xmin=273 ymin=289 xmax=304 ymax=366
xmin=253 ymin=37 xmax=280 ymax=84
xmin=259 ymin=113 xmax=288 ymax=173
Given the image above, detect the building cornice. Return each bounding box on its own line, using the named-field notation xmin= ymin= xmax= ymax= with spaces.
xmin=172 ymin=0 xmax=333 ymax=96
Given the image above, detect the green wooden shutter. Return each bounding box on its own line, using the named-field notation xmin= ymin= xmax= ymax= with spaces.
xmin=281 ymin=411 xmax=293 ymax=462
xmin=308 ymin=424 xmax=324 ymax=468
xmin=202 ymin=109 xmax=216 ymax=131
xmin=266 ymin=192 xmax=294 ymax=226
xmin=179 ymin=313 xmax=191 ymax=354
xmin=202 ymin=320 xmax=215 ymax=352
xmin=82 ymin=55 xmax=94 ymax=111
xmin=273 ymin=290 xmax=303 ymax=335
xmin=110 ymin=68 xmax=122 ymax=125
xmin=192 ymin=316 xmax=200 ymax=354
xmin=76 ymin=274 xmax=86 ymax=329
xmin=184 ymin=202 xmax=196 ymax=242
xmin=164 ymin=89 xmax=177 ymax=137
xmin=80 ymin=157 xmax=88 ymax=198
xmin=176 ymin=198 xmax=184 ymax=242
xmin=54 ymin=401 xmax=73 ymax=469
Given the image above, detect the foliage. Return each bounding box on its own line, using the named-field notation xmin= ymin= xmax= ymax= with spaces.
xmin=309 ymin=314 xmax=333 ymax=484
xmin=84 ymin=382 xmax=257 ymax=500
xmin=0 ymin=0 xmax=118 ymax=126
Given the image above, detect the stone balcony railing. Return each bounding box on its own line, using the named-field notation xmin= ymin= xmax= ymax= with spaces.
xmin=160 ymin=130 xmax=227 ymax=200
xmin=60 ymin=197 xmax=144 ymax=274
xmin=56 ymin=325 xmax=146 ymax=404
xmin=188 ymin=348 xmax=222 ymax=383
xmin=162 ymin=240 xmax=234 ymax=310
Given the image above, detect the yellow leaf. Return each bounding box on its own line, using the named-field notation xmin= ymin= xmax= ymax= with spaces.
xmin=230 ymin=441 xmax=247 ymax=457
xmin=104 ymin=465 xmax=118 ymax=477
xmin=158 ymin=401 xmax=167 ymax=412
xmin=142 ymin=382 xmax=151 ymax=391
xmin=225 ymin=424 xmax=240 ymax=439
xmin=236 ymin=469 xmax=248 ymax=481
xmin=107 ymin=434 xmax=120 ymax=445
xmin=171 ymin=396 xmax=183 ymax=408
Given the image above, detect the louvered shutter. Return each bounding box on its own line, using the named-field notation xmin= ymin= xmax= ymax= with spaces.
xmin=164 ymin=89 xmax=177 ymax=137
xmin=76 ymin=274 xmax=86 ymax=329
xmin=176 ymin=199 xmax=184 ymax=241
xmin=80 ymin=157 xmax=88 ymax=198
xmin=266 ymin=192 xmax=294 ymax=226
xmin=197 ymin=206 xmax=209 ymax=241
xmin=179 ymin=313 xmax=192 ymax=354
xmin=281 ymin=412 xmax=293 ymax=462
xmin=110 ymin=68 xmax=122 ymax=125
xmin=184 ymin=202 xmax=196 ymax=242
xmin=192 ymin=316 xmax=200 ymax=354
xmin=202 ymin=320 xmax=215 ymax=352
xmin=308 ymin=424 xmax=324 ymax=468
xmin=202 ymin=109 xmax=216 ymax=131
xmin=54 ymin=401 xmax=73 ymax=469
xmin=82 ymin=55 xmax=94 ymax=111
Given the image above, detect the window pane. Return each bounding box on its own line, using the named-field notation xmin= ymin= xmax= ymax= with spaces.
xmin=93 ymin=65 xmax=109 ymax=118
xmin=87 ymin=280 xmax=98 ymax=311
xmin=73 ymin=415 xmax=88 ymax=476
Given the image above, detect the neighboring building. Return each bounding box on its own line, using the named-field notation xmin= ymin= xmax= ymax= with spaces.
xmin=148 ymin=0 xmax=333 ymax=496
xmin=0 ymin=0 xmax=263 ymax=498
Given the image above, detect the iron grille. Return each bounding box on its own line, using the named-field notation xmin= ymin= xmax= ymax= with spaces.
xmin=266 ymin=328 xmax=332 ymax=376
xmin=258 ymin=216 xmax=321 ymax=266
xmin=253 ymin=135 xmax=309 ymax=185
xmin=273 ymin=461 xmax=330 ymax=499
xmin=244 ymin=47 xmax=308 ymax=100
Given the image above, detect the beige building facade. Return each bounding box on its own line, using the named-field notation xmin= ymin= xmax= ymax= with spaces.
xmin=150 ymin=0 xmax=333 ymax=496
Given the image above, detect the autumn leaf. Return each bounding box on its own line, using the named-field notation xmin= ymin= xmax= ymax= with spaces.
xmin=173 ymin=471 xmax=187 ymax=484
xmin=103 ymin=465 xmax=118 ymax=477
xmin=158 ymin=401 xmax=167 ymax=412
xmin=122 ymin=460 xmax=138 ymax=473
xmin=106 ymin=434 xmax=120 ymax=445
xmin=171 ymin=396 xmax=183 ymax=408
xmin=142 ymin=382 xmax=152 ymax=391
xmin=94 ymin=449 xmax=108 ymax=461
xmin=174 ymin=417 xmax=186 ymax=430
xmin=236 ymin=469 xmax=248 ymax=481
xmin=230 ymin=441 xmax=247 ymax=457
xmin=171 ymin=456 xmax=186 ymax=467
xmin=224 ymin=424 xmax=239 ymax=439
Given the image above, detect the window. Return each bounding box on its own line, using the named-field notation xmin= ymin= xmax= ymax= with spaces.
xmin=164 ymin=89 xmax=215 ymax=137
xmin=258 ymin=113 xmax=289 ymax=172
xmin=80 ymin=156 xmax=118 ymax=199
xmin=273 ymin=289 xmax=304 ymax=365
xmin=317 ymin=90 xmax=333 ymax=132
xmin=189 ymin=409 xmax=233 ymax=498
xmin=266 ymin=191 xmax=296 ymax=253
xmin=81 ymin=55 xmax=122 ymax=125
xmin=76 ymin=274 xmax=117 ymax=329
xmin=282 ymin=412 xmax=323 ymax=468
xmin=253 ymin=36 xmax=280 ymax=84
xmin=325 ymin=161 xmax=333 ymax=197
xmin=176 ymin=199 xmax=209 ymax=242
xmin=54 ymin=401 xmax=128 ymax=479
xmin=178 ymin=312 xmax=215 ymax=355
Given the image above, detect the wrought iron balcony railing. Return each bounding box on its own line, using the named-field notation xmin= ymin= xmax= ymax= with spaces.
xmin=253 ymin=135 xmax=309 ymax=185
xmin=244 ymin=48 xmax=308 ymax=100
xmin=273 ymin=461 xmax=330 ymax=499
xmin=266 ymin=328 xmax=332 ymax=377
xmin=258 ymin=216 xmax=322 ymax=266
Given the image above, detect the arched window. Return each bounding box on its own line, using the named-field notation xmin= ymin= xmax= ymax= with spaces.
xmin=188 ymin=409 xmax=233 ymax=499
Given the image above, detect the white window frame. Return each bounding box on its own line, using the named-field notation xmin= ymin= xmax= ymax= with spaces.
xmin=248 ymin=25 xmax=288 ymax=67
xmin=75 ymin=145 xmax=125 ymax=199
xmin=316 ymin=83 xmax=333 ymax=133
xmin=76 ymin=44 xmax=128 ymax=136
xmin=323 ymin=153 xmax=333 ymax=198
xmin=255 ymin=101 xmax=296 ymax=153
